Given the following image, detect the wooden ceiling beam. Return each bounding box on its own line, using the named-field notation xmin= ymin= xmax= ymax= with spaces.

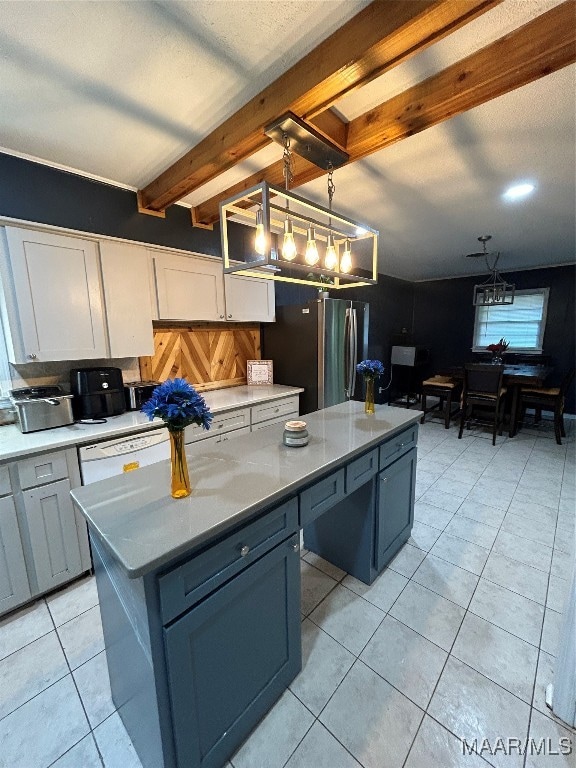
xmin=192 ymin=1 xmax=576 ymax=227
xmin=138 ymin=0 xmax=502 ymax=212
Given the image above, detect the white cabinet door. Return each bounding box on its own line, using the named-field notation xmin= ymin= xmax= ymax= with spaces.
xmin=224 ymin=274 xmax=275 ymax=322
xmin=154 ymin=253 xmax=226 ymax=321
xmin=100 ymin=240 xmax=154 ymax=357
xmin=4 ymin=227 xmax=107 ymax=362
xmin=22 ymin=478 xmax=83 ymax=594
xmin=0 ymin=495 xmax=31 ymax=615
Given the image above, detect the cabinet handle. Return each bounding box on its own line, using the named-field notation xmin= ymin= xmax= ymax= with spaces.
xmin=381 ymin=476 xmax=388 ymax=483
xmin=220 ymin=314 xmax=224 ymax=319
xmin=227 ymin=314 xmax=232 ymax=319
xmin=240 ymin=545 xmax=250 ymax=557
xmin=292 ymin=542 xmax=299 ymax=552
xmin=217 ymin=423 xmax=223 ymax=429
xmin=27 ymin=353 xmax=37 ymax=360
xmin=274 ymin=407 xmax=280 ymax=413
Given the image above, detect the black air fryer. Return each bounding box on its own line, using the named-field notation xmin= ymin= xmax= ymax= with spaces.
xmin=70 ymin=367 xmax=126 ymax=419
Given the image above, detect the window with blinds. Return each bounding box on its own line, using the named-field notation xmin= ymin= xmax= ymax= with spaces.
xmin=473 ymin=288 xmax=549 ymax=352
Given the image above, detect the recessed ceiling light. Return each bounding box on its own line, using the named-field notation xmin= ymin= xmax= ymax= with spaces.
xmin=503 ymin=183 xmax=535 ymax=201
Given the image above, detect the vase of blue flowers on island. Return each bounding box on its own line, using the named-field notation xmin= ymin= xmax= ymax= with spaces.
xmin=356 ymin=359 xmax=385 ymax=414
xmin=142 ymin=378 xmax=212 ymax=498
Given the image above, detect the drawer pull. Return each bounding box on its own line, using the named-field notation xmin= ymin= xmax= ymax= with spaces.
xmin=292 ymin=542 xmax=299 ymax=552
xmin=275 ymin=407 xmax=280 ymax=413
xmin=381 ymin=476 xmax=388 ymax=483
xmin=217 ymin=423 xmax=223 ymax=429
xmin=240 ymin=545 xmax=250 ymax=557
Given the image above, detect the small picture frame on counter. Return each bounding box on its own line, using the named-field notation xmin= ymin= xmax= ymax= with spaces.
xmin=247 ymin=360 xmax=273 ymax=385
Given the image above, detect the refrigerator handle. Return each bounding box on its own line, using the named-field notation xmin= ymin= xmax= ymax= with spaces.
xmin=344 ymin=308 xmax=351 ymax=398
xmin=350 ymin=308 xmax=358 ymax=398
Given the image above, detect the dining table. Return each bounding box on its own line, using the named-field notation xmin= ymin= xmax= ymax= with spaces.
xmin=443 ymin=363 xmax=553 ymax=437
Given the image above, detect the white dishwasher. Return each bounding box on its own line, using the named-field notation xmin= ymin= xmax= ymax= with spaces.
xmin=79 ymin=429 xmax=170 ymax=484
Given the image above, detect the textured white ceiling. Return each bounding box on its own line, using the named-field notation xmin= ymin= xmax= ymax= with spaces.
xmin=0 ymin=0 xmax=574 ymax=280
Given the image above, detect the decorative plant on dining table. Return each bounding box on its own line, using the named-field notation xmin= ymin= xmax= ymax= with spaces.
xmin=486 ymin=338 xmax=509 ymax=364
xmin=142 ymin=378 xmax=212 ymax=498
xmin=356 ymin=359 xmax=385 ymax=414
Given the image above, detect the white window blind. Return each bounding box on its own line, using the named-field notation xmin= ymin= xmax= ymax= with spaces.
xmin=473 ymin=288 xmax=549 ymax=352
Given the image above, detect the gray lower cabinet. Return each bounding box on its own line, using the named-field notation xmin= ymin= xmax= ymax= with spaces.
xmin=0 ymin=495 xmax=31 ymax=613
xmin=376 ymin=447 xmax=417 ymax=569
xmin=0 ymin=448 xmax=90 ymax=617
xmin=303 ymin=426 xmax=417 ymax=583
xmin=164 ymin=535 xmax=301 ymax=768
xmin=94 ymin=498 xmax=301 ymax=768
xmin=22 ymin=478 xmax=83 ymax=593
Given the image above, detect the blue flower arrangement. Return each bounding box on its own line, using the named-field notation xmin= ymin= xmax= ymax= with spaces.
xmin=356 ymin=359 xmax=385 ymax=379
xmin=141 ymin=378 xmax=212 ymax=432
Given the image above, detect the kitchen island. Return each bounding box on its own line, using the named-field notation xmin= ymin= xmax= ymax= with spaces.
xmin=71 ymin=402 xmax=421 ymax=768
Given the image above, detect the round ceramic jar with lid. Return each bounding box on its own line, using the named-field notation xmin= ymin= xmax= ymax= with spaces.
xmin=283 ymin=420 xmax=309 ymax=447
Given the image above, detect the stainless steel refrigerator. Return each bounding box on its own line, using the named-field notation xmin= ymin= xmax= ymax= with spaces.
xmin=263 ymin=298 xmax=369 ymax=415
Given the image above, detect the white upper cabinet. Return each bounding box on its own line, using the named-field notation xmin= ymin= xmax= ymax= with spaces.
xmin=224 ymin=274 xmax=275 ymax=322
xmin=153 ymin=251 xmax=275 ymax=323
xmin=1 ymin=227 xmax=107 ymax=363
xmin=153 ymin=252 xmax=226 ymax=321
xmin=100 ymin=240 xmax=154 ymax=357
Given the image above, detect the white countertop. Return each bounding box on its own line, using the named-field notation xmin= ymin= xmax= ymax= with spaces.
xmin=71 ymin=402 xmax=421 ymax=578
xmin=0 ymin=385 xmax=303 ymax=462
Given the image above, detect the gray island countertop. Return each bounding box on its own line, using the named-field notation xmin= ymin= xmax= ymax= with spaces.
xmin=71 ymin=402 xmax=421 ymax=579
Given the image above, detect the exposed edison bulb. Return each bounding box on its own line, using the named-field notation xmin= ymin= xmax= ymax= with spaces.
xmin=304 ymin=226 xmax=319 ymax=266
xmin=254 ymin=207 xmax=266 ymax=255
xmin=282 ymin=218 xmax=297 ymax=261
xmin=340 ymin=239 xmax=352 ymax=273
xmin=324 ymin=233 xmax=338 ymax=271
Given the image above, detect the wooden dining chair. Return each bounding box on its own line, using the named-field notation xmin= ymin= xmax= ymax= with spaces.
xmin=458 ymin=364 xmax=507 ymax=445
xmin=519 ymin=368 xmax=575 ymax=444
xmin=420 ymin=375 xmax=462 ymax=428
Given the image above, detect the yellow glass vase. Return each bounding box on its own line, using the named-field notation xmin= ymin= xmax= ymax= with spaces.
xmin=364 ymin=377 xmax=375 ymax=414
xmin=169 ymin=428 xmax=191 ymax=498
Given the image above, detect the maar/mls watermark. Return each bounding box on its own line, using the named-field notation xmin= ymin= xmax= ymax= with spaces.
xmin=462 ymin=737 xmax=573 ymax=757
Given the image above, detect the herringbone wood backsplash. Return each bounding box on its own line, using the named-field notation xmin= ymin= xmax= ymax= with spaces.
xmin=139 ymin=325 xmax=261 ymax=391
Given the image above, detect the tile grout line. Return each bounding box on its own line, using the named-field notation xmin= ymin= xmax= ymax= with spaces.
xmin=401 ymin=425 xmax=565 ymax=765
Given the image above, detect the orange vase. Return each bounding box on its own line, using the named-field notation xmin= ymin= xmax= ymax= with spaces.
xmin=169 ymin=428 xmax=191 ymax=498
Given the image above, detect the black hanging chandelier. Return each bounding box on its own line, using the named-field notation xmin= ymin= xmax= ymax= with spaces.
xmin=467 ymin=235 xmax=515 ymax=306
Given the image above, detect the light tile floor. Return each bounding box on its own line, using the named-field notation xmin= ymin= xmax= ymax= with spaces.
xmin=0 ymin=417 xmax=574 ymax=768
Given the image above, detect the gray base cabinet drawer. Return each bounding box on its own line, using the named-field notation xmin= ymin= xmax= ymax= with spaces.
xmin=379 ymin=425 xmax=418 ymax=469
xmin=251 ymin=396 xmax=299 ymax=425
xmin=345 ymin=449 xmax=378 ymax=494
xmin=18 ymin=451 xmax=69 ymax=489
xmin=186 ymin=408 xmax=250 ymax=444
xmin=300 ymin=469 xmax=345 ymax=527
xmin=0 ymin=495 xmax=31 ymax=614
xmin=159 ymin=497 xmax=298 ymax=624
xmin=164 ymin=536 xmax=301 ymax=768
xmin=23 ymin=478 xmax=83 ymax=593
xmin=251 ymin=413 xmax=298 ymax=431
xmin=200 ymin=425 xmax=251 ymax=446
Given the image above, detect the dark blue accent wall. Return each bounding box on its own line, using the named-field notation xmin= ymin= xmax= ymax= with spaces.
xmin=2 ymin=151 xmax=574 ymax=411
xmin=412 ymin=265 xmax=576 ymax=412
xmin=0 ymin=151 xmax=223 ymax=254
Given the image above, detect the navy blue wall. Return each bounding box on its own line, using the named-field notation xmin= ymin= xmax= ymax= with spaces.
xmin=0 ymin=152 xmax=223 ymax=254
xmin=2 ymin=152 xmax=574 ymax=411
xmin=412 ymin=265 xmax=576 ymax=413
